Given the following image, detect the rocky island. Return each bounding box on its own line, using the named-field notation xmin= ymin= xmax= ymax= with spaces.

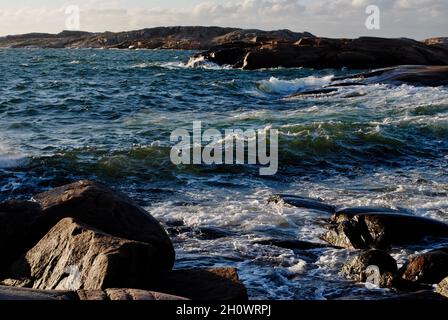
xmin=0 ymin=27 xmax=313 ymax=50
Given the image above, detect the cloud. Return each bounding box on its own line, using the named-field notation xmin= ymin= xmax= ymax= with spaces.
xmin=0 ymin=0 xmax=446 ymax=39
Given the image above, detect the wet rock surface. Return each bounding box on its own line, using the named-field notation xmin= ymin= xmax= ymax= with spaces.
xmin=402 ymin=249 xmax=448 ymax=284
xmin=342 ymin=250 xmax=398 ymax=288
xmin=321 ymin=212 xmax=448 ymax=249
xmin=333 ymin=65 xmax=448 ymax=87
xmin=269 ymin=194 xmax=336 ymax=214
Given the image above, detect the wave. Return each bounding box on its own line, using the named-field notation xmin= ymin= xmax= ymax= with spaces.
xmin=185 ymin=56 xmax=231 ymax=70
xmin=257 ymin=75 xmax=333 ymax=95
xmin=0 ymin=144 xmax=28 ymax=169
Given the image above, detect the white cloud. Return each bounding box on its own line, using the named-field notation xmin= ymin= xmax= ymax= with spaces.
xmin=0 ymin=0 xmax=446 ymax=39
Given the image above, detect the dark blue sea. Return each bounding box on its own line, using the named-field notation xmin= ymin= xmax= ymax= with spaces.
xmin=1 ymin=48 xmax=448 ymax=299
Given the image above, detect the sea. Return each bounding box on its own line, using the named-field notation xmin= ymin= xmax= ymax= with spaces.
xmin=1 ymin=48 xmax=448 ymax=299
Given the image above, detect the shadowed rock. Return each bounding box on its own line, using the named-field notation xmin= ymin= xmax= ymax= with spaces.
xmin=382 ymin=290 xmax=448 ymax=300
xmin=0 ymin=285 xmax=187 ymax=300
xmin=148 ymin=268 xmax=248 ymax=301
xmin=402 ymin=249 xmax=448 ymax=284
xmin=9 ymin=218 xmax=161 ymax=290
xmin=32 ymin=180 xmax=174 ymax=270
xmin=0 ymin=201 xmax=42 ymax=275
xmin=321 ymin=212 xmax=448 ymax=249
xmin=269 ymin=194 xmax=336 ymax=214
xmin=0 ymin=285 xmax=77 ymax=300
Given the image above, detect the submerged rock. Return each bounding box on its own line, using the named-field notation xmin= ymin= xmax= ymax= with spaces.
xmin=269 ymin=194 xmax=336 ymax=214
xmin=255 ymin=239 xmax=330 ymax=250
xmin=321 ymin=212 xmax=448 ymax=249
xmin=333 ymin=65 xmax=448 ymax=87
xmin=342 ymin=250 xmax=398 ymax=288
xmin=166 ymin=223 xmax=235 ymax=240
xmin=10 ymin=218 xmax=162 ymax=290
xmin=402 ymin=249 xmax=448 ymax=284
xmin=335 ymin=207 xmax=410 ymax=215
xmin=32 ymin=180 xmax=174 ymax=270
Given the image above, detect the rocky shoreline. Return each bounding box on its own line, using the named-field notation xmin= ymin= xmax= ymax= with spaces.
xmin=0 ymin=181 xmax=247 ymax=300
xmin=1 ymin=181 xmax=448 ymax=300
xmin=190 ymin=36 xmax=448 ymax=70
xmin=0 ymin=27 xmax=313 ymax=50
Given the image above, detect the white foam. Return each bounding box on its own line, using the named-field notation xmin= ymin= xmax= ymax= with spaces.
xmin=287 ymin=259 xmax=307 ymax=274
xmin=0 ymin=144 xmax=27 ymax=169
xmin=185 ymin=56 xmax=231 ymax=70
xmin=257 ymin=75 xmax=333 ymax=95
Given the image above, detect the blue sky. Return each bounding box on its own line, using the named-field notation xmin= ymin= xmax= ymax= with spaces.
xmin=0 ymin=0 xmax=447 ymax=39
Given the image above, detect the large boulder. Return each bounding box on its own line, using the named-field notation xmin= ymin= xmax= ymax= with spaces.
xmin=0 ymin=201 xmax=42 ymax=275
xmin=32 ymin=180 xmax=174 ymax=270
xmin=321 ymin=212 xmax=448 ymax=249
xmin=402 ymin=249 xmax=448 ymax=284
xmin=148 ymin=268 xmax=248 ymax=301
xmin=342 ymin=250 xmax=398 ymax=288
xmin=9 ymin=218 xmax=163 ymax=290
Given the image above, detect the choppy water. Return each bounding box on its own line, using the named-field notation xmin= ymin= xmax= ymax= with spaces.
xmin=1 ymin=48 xmax=448 ymax=299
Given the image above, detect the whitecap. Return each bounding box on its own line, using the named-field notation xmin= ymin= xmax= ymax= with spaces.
xmin=0 ymin=144 xmax=28 ymax=169
xmin=257 ymin=75 xmax=334 ymax=95
xmin=185 ymin=56 xmax=231 ymax=70
xmin=0 ymin=153 xmax=28 ymax=169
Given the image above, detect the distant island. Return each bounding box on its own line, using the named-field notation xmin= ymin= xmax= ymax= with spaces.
xmin=0 ymin=26 xmax=314 ymax=50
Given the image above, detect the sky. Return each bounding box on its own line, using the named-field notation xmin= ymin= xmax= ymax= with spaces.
xmin=0 ymin=0 xmax=447 ymax=39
